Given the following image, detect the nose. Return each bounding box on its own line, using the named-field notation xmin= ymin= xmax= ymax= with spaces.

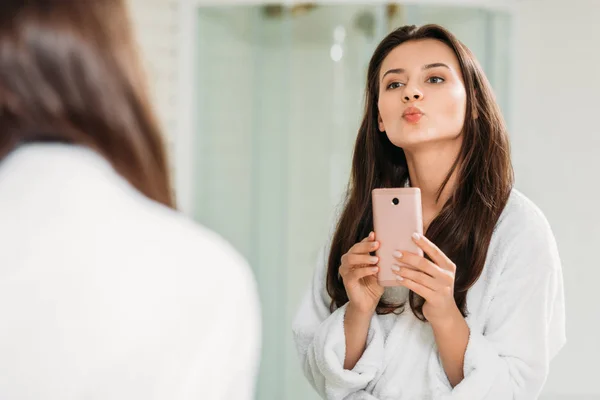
xmin=402 ymin=84 xmax=423 ymax=103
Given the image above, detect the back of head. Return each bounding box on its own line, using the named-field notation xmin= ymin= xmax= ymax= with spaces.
xmin=0 ymin=0 xmax=174 ymax=207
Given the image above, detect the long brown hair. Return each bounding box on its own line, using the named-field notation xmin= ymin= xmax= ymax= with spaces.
xmin=326 ymin=24 xmax=513 ymax=320
xmin=0 ymin=0 xmax=174 ymax=207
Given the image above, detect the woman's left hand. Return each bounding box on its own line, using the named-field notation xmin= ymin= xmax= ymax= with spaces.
xmin=392 ymin=233 xmax=459 ymax=325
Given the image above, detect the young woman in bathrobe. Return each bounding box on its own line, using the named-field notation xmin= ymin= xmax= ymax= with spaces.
xmin=292 ymin=24 xmax=566 ymax=400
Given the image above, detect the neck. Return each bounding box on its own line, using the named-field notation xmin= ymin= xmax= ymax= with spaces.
xmin=404 ymin=138 xmax=462 ymax=231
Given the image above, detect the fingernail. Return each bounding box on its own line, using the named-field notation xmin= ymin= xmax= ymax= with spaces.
xmin=393 ymin=251 xmax=403 ymax=258
xmin=391 ymin=264 xmax=400 ymax=271
xmin=370 ymin=257 xmax=378 ymax=264
xmin=372 ymin=267 xmax=378 ymax=272
xmin=371 ymin=242 xmax=378 ymax=249
xmin=395 ymin=275 xmax=404 ymax=281
xmin=412 ymin=232 xmax=421 ymax=240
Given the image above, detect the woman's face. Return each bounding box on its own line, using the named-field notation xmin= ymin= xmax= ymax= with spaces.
xmin=377 ymin=39 xmax=467 ymax=150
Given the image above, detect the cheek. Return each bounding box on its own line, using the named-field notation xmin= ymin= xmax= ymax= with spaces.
xmin=378 ymin=98 xmax=391 ymax=122
xmin=378 ymin=93 xmax=401 ymax=123
xmin=442 ymin=86 xmax=467 ymax=128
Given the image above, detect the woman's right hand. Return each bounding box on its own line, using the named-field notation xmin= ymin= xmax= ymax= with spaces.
xmin=339 ymin=231 xmax=384 ymax=315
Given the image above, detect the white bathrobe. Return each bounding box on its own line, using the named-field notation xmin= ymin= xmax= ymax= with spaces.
xmin=293 ymin=189 xmax=566 ymax=400
xmin=0 ymin=143 xmax=261 ymax=400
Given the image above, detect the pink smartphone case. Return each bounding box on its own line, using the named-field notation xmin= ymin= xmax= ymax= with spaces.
xmin=371 ymin=188 xmax=424 ymax=287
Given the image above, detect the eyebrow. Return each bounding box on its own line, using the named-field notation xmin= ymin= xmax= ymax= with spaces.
xmin=381 ymin=63 xmax=451 ymax=80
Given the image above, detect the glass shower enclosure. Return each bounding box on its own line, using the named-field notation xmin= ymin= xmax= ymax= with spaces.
xmin=190 ymin=3 xmax=512 ymax=399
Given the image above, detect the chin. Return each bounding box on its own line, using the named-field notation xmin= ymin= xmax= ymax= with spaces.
xmin=386 ymin=125 xmax=460 ymax=150
xmin=386 ymin=128 xmax=434 ymax=149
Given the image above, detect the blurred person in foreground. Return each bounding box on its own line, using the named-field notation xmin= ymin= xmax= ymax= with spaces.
xmin=0 ymin=1 xmax=260 ymax=399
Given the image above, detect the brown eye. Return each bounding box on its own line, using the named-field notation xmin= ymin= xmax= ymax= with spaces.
xmin=427 ymin=76 xmax=445 ymax=84
xmin=387 ymin=82 xmax=404 ymax=90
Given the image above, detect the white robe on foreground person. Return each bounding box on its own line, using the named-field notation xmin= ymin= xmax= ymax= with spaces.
xmin=0 ymin=143 xmax=261 ymax=400
xmin=293 ymin=189 xmax=565 ymax=400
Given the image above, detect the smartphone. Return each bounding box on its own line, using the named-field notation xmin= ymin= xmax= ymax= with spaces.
xmin=371 ymin=188 xmax=424 ymax=287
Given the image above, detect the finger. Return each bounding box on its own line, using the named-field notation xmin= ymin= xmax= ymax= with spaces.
xmin=392 ymin=266 xmax=440 ymax=290
xmin=397 ymin=277 xmax=434 ymax=301
xmin=347 ymin=254 xmax=379 ymax=267
xmin=351 ymin=240 xmax=379 ymax=255
xmin=412 ymin=233 xmax=456 ymax=272
xmin=338 ymin=263 xmax=350 ymax=279
xmin=360 ymin=231 xmax=374 ymax=243
xmin=346 ymin=265 xmax=379 ymax=283
xmin=339 ymin=255 xmax=378 ymax=278
xmin=392 ymin=251 xmax=440 ymax=278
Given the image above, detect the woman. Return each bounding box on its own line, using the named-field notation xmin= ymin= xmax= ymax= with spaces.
xmin=0 ymin=1 xmax=260 ymax=399
xmin=293 ymin=24 xmax=565 ymax=399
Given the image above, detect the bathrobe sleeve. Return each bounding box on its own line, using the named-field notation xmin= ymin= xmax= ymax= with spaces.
xmin=429 ymin=213 xmax=566 ymax=399
xmin=292 ymin=244 xmax=386 ymax=400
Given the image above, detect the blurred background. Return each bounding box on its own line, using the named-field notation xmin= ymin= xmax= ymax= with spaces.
xmin=128 ymin=0 xmax=599 ymax=399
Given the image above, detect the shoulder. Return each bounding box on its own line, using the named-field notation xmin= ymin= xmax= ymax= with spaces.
xmin=140 ymin=205 xmax=262 ymax=331
xmin=151 ymin=203 xmax=256 ymax=288
xmin=112 ymin=184 xmax=259 ymax=306
xmin=489 ymin=188 xmax=561 ymax=273
xmin=495 ymin=189 xmax=555 ymax=241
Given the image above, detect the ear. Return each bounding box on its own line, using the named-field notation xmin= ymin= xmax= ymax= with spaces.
xmin=378 ymin=113 xmax=385 ymax=132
